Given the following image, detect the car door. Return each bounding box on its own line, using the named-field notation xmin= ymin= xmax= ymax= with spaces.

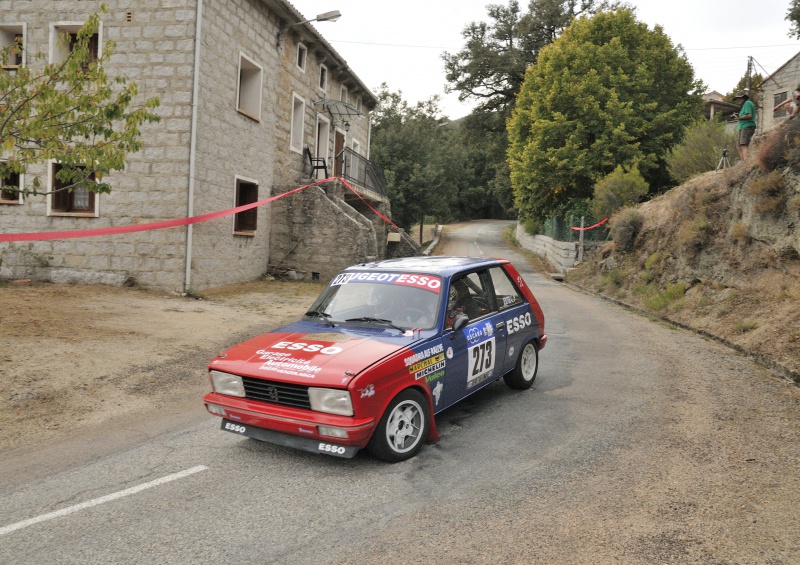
xmin=439 ymin=270 xmax=508 ymax=411
xmin=486 ymin=266 xmax=536 ymax=375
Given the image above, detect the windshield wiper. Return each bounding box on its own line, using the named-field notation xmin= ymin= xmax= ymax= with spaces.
xmin=345 ymin=317 xmax=405 ymax=332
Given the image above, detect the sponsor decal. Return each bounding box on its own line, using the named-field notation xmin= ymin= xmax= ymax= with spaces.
xmin=425 ymin=369 xmax=445 ymax=383
xmin=506 ymin=312 xmax=532 ymax=335
xmin=303 ymin=332 xmax=350 ymax=343
xmin=404 ymin=344 xmax=447 ymax=380
xmin=360 ymin=384 xmax=375 ymax=398
xmin=330 ymin=272 xmax=442 ymax=293
xmin=298 ymin=427 xmax=315 ymax=434
xmin=502 ymin=295 xmax=516 ymax=306
xmin=318 ymin=442 xmax=346 ymax=455
xmin=509 ymin=346 xmax=515 ymax=357
xmin=267 ymin=341 xmax=343 ymax=355
xmin=414 ymin=360 xmax=446 ymax=381
xmin=446 ymin=346 xmax=454 ymax=360
xmin=466 ymin=326 xmax=484 ymax=345
xmin=404 ymin=344 xmax=444 ymax=367
xmin=257 ymin=350 xmax=323 ymax=379
xmin=432 ymin=381 xmax=444 ymax=405
xmin=483 ymin=321 xmax=494 ymax=337
xmin=467 ymin=336 xmax=496 ymax=388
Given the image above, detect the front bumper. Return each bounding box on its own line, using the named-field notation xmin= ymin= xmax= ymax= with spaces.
xmin=203 ymin=392 xmax=376 ymax=457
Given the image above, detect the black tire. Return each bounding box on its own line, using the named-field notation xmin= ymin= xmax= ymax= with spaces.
xmin=503 ymin=340 xmax=538 ymax=390
xmin=368 ymin=389 xmax=429 ymax=462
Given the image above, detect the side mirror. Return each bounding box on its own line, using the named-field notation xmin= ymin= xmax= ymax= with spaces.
xmin=450 ymin=314 xmax=470 ymax=338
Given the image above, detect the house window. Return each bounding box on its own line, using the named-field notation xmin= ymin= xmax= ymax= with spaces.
xmin=290 ymin=93 xmax=305 ymax=153
xmin=234 ymin=178 xmax=258 ymax=234
xmin=237 ymin=53 xmax=262 ymax=121
xmin=355 ymin=95 xmax=362 ymax=113
xmin=340 ymin=85 xmax=348 ymax=104
xmin=296 ymin=42 xmax=307 ymax=72
xmin=319 ymin=64 xmax=328 ymax=91
xmin=50 ymin=23 xmax=101 ymax=66
xmin=0 ymin=24 xmax=25 ymax=70
xmin=0 ymin=169 xmax=22 ymax=204
xmin=352 ymin=140 xmax=361 ymax=155
xmin=49 ymin=163 xmax=96 ymax=215
xmin=775 ymin=91 xmax=789 ymax=119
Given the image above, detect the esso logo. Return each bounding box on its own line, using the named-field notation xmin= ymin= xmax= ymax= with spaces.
xmin=224 ymin=422 xmax=246 ymax=434
xmin=507 ymin=312 xmax=532 ymax=335
xmin=318 ymin=442 xmax=346 ymax=454
xmin=269 ymin=341 xmax=342 ymax=355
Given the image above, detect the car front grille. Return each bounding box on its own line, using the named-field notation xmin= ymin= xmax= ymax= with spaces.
xmin=242 ymin=377 xmax=311 ymax=409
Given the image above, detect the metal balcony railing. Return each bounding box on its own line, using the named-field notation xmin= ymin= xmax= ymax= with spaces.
xmin=340 ymin=147 xmax=387 ymax=199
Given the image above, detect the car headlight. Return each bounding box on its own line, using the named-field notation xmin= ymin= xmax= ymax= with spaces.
xmin=308 ymin=388 xmax=353 ymax=416
xmin=210 ymin=370 xmax=245 ymax=397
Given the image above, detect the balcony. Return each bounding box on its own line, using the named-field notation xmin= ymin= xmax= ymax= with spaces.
xmin=338 ymin=147 xmax=387 ymax=204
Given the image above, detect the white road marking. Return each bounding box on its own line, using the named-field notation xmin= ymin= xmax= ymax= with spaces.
xmin=0 ymin=465 xmax=208 ymax=536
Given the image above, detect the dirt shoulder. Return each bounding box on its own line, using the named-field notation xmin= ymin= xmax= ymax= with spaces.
xmin=0 ymin=279 xmax=324 ymax=458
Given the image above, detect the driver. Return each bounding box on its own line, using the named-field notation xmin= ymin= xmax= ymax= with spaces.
xmin=366 ymin=284 xmax=395 ymax=318
xmin=444 ymin=281 xmax=467 ymax=329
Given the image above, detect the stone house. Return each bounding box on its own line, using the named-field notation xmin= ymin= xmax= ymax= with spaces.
xmin=0 ymin=0 xmax=406 ymax=292
xmin=758 ymin=50 xmax=800 ymax=133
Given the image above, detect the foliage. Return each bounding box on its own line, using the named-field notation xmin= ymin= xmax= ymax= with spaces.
xmin=610 ymin=208 xmax=642 ymax=252
xmin=666 ymin=119 xmax=738 ymax=183
xmin=725 ymin=73 xmax=763 ymax=106
xmin=0 ymin=7 xmax=160 ymax=197
xmin=590 ymin=162 xmax=649 ymax=220
xmin=788 ymin=0 xmax=800 ymax=39
xmin=644 ymin=282 xmax=686 ymax=311
xmin=747 ymin=171 xmax=787 ymax=216
xmin=442 ymin=0 xmax=604 ymax=114
xmin=507 ymin=8 xmax=703 ymax=222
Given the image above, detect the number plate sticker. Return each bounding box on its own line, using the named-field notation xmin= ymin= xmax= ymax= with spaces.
xmin=467 ymin=336 xmax=495 ymax=388
xmin=221 ymin=420 xmax=247 ymax=434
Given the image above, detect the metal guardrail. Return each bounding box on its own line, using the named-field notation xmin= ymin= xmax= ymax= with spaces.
xmin=341 ymin=147 xmax=387 ymax=198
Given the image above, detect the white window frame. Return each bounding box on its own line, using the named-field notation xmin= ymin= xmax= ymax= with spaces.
xmin=352 ymin=140 xmax=361 ymax=155
xmin=296 ymin=42 xmax=307 ymax=72
xmin=46 ymin=160 xmax=99 ymax=217
xmin=0 ymin=162 xmax=24 ymax=205
xmin=340 ymin=85 xmax=348 ymax=104
xmin=236 ymin=52 xmax=263 ymax=121
xmin=233 ymin=175 xmax=259 ymax=236
xmin=318 ymin=63 xmax=328 ymax=92
xmin=49 ymin=21 xmax=103 ymax=64
xmin=0 ymin=23 xmax=26 ymax=70
xmin=290 ymin=93 xmax=306 ymax=154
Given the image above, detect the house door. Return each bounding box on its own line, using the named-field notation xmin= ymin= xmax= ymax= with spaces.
xmin=316 ymin=116 xmax=331 ymax=180
xmin=334 ymin=131 xmax=345 ymax=177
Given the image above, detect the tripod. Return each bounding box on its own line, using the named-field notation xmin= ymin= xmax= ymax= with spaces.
xmin=716 ymin=148 xmax=731 ymax=170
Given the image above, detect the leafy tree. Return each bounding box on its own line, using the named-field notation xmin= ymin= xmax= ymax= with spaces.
xmin=443 ymin=0 xmax=603 ymax=114
xmin=666 ymin=119 xmax=738 ymax=183
xmin=507 ymin=8 xmax=703 ymax=222
xmin=787 ymin=0 xmax=800 ymax=39
xmin=590 ymin=162 xmax=649 ymax=220
xmin=725 ymin=72 xmax=763 ymax=105
xmin=0 ymin=7 xmax=160 ymax=197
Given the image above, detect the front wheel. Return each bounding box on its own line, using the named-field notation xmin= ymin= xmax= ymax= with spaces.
xmin=504 ymin=340 xmax=538 ymax=390
xmin=368 ymin=389 xmax=429 ymax=462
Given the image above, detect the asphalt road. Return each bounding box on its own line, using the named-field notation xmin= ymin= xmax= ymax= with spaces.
xmin=1 ymin=220 xmax=798 ymax=564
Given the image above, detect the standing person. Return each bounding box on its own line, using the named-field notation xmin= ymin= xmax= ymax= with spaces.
xmin=733 ymin=92 xmax=756 ymax=160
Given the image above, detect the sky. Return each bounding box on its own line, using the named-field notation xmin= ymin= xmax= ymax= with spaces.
xmin=289 ymin=0 xmax=800 ymax=119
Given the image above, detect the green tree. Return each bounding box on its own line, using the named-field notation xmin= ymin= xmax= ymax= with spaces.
xmin=0 ymin=7 xmax=160 ymax=197
xmin=507 ymin=8 xmax=703 ymax=222
xmin=787 ymin=0 xmax=800 ymax=38
xmin=590 ymin=162 xmax=649 ymax=220
xmin=666 ymin=119 xmax=738 ymax=183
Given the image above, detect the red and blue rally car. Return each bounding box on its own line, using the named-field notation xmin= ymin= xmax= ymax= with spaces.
xmin=203 ymin=256 xmax=546 ymax=462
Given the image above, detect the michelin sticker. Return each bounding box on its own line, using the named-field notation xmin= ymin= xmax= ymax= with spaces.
xmin=405 ymin=344 xmax=446 ymax=381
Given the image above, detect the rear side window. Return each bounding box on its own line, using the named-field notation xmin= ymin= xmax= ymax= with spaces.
xmin=488 ymin=267 xmax=524 ymax=310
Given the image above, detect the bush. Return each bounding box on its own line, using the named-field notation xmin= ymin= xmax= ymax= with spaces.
xmin=666 ymin=119 xmax=738 ymax=183
xmin=747 ymin=171 xmax=786 ymax=216
xmin=610 ymin=208 xmax=643 ymax=253
xmin=590 ymin=163 xmax=649 ymax=220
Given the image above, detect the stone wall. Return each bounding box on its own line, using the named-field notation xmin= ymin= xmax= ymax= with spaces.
xmin=514 ymin=223 xmax=579 ymax=273
xmin=759 ymin=53 xmax=800 ymax=134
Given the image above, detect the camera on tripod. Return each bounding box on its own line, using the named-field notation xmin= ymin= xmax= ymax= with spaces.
xmin=716 ymin=148 xmax=731 ymax=170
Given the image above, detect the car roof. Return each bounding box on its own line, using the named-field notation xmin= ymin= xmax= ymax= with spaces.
xmin=345 ymin=256 xmax=506 ymax=278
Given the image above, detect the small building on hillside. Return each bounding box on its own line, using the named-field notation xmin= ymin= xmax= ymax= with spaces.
xmin=758 ymin=50 xmax=800 ymax=133
xmin=0 ymin=0 xmax=406 ymax=293
xmin=702 ymin=91 xmax=738 ymax=132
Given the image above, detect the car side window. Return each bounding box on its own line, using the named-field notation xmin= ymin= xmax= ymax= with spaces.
xmin=488 ymin=266 xmax=524 ymax=311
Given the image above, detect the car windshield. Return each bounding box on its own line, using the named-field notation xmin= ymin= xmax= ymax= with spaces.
xmin=307 ymin=273 xmax=443 ymax=330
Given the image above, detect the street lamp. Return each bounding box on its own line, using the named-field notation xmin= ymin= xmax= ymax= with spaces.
xmin=277 ymin=10 xmax=341 ymax=47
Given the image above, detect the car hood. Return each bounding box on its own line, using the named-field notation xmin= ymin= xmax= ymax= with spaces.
xmin=209 ymin=321 xmax=424 ymax=388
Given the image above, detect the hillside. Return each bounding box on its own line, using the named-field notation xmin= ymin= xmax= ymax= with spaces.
xmin=566 ymin=120 xmax=800 ymax=381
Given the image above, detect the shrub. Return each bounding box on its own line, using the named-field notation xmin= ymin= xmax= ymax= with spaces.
xmin=590 ymin=163 xmax=649 ymax=220
xmin=645 ymin=282 xmax=687 ymax=311
xmin=522 ymin=217 xmax=541 ymax=235
xmin=677 ymin=213 xmax=714 ymax=254
xmin=610 ymin=208 xmax=643 ymax=253
xmin=666 ymin=119 xmax=738 ymax=183
xmin=730 ymin=220 xmax=750 ymax=245
xmin=747 ymin=171 xmax=786 ymax=216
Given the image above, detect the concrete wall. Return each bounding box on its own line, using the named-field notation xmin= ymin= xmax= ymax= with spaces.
xmin=515 ymin=223 xmax=578 ymax=273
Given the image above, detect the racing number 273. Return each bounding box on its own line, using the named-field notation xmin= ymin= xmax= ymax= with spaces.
xmin=471 ymin=339 xmax=494 ymax=377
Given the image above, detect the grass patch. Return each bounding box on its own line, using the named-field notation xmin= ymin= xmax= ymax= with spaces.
xmin=644 ymin=282 xmax=687 ymax=311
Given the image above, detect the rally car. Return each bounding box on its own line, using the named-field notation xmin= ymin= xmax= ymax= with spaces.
xmin=203 ymin=256 xmax=546 ymax=462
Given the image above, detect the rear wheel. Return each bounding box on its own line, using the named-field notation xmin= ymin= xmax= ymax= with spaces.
xmin=368 ymin=389 xmax=429 ymax=462
xmin=503 ymin=340 xmax=538 ymax=389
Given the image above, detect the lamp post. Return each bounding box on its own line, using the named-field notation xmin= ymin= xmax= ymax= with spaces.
xmin=277 ymin=10 xmax=341 ymax=47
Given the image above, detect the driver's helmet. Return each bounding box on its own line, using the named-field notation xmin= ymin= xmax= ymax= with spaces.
xmin=447 ymin=284 xmax=459 ymax=310
xmin=367 ymin=284 xmax=392 ymax=309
